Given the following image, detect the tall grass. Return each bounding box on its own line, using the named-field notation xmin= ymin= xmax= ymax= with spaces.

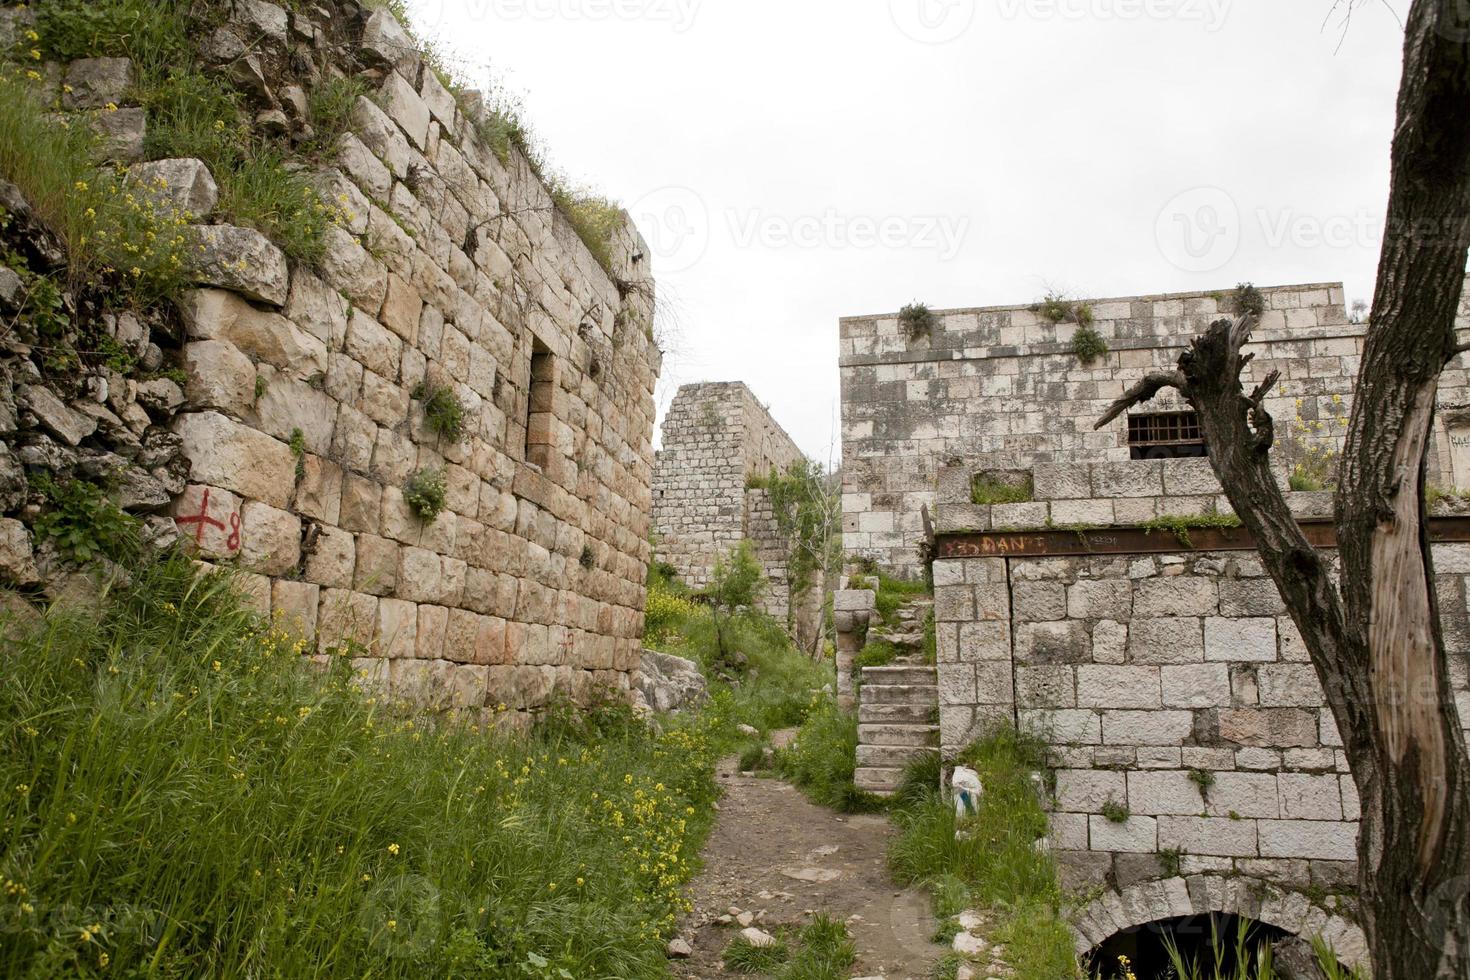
xmin=0 ymin=554 xmax=727 ymax=978
xmin=775 ymin=699 xmax=886 ymax=814
xmin=0 ymin=72 xmax=194 ymax=304
xmin=888 ymin=727 xmax=1080 ymax=980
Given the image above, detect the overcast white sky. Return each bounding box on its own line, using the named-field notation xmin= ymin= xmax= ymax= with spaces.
xmin=398 ymin=0 xmax=1406 ymax=460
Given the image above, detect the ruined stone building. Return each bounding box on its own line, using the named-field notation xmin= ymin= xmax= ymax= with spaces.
xmin=652 ymin=382 xmax=823 ymax=645
xmin=0 ymin=1 xmax=661 ymax=728
xmin=837 ymin=281 xmax=1470 ymax=969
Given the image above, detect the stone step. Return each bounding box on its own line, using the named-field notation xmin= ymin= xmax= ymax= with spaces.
xmin=854 ymin=766 xmax=906 ymax=794
xmin=861 ymin=664 xmax=936 ymax=687
xmin=858 ymin=722 xmax=938 ymax=748
xmin=858 ymin=702 xmax=935 ymax=725
xmin=856 ymin=743 xmax=940 ymax=768
xmin=859 ymin=683 xmax=938 ymax=706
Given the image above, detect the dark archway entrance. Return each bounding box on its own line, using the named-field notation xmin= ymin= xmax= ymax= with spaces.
xmin=1087 ymin=913 xmax=1288 ymax=979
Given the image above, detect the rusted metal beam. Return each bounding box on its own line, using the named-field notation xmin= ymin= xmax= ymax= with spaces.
xmin=934 ymin=518 xmax=1470 ymax=560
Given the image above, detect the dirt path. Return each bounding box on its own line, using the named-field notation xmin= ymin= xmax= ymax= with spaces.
xmin=672 ymin=737 xmax=942 ymax=979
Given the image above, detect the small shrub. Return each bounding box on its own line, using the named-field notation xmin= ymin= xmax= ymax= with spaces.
xmin=413 ymin=381 xmax=468 ymax=441
xmin=1157 ymin=847 xmax=1184 ymax=877
xmin=289 ymin=427 xmax=306 ymax=481
xmin=779 ymin=915 xmax=856 ymax=980
xmin=971 ymin=471 xmax=1034 ymax=506
xmin=1188 ymin=767 xmax=1215 ymax=801
xmin=1100 ymin=797 xmax=1130 ymax=823
xmin=1139 ymin=513 xmax=1242 ymax=548
xmin=1071 ymin=324 xmax=1109 ymax=364
xmin=1074 ymin=302 xmax=1095 ymax=327
xmin=1233 ymin=282 xmax=1267 ymax=317
xmin=305 ymin=76 xmax=368 ymax=157
xmin=404 ymin=467 xmax=447 ymax=523
xmin=29 ymin=473 xmax=140 ymax=565
xmin=899 ymin=302 xmax=938 ymax=340
xmin=1038 ymin=291 xmax=1072 ymax=323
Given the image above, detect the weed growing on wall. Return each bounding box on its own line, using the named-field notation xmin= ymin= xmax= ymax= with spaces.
xmin=970 ymin=472 xmax=1034 ymax=506
xmin=1232 ymin=282 xmax=1267 ymax=317
xmin=404 ymin=467 xmax=447 ymax=522
xmin=550 ymin=186 xmax=623 ymax=277
xmin=413 ymin=381 xmax=468 ymax=442
xmin=1071 ymin=324 xmax=1109 ymax=364
xmin=1138 ymin=513 xmax=1242 ymax=547
xmin=899 ymin=302 xmax=937 ymax=341
xmin=28 ymin=473 xmax=140 ymax=565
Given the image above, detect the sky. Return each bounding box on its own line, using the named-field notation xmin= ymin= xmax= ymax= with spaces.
xmin=396 ymin=0 xmax=1408 ymax=460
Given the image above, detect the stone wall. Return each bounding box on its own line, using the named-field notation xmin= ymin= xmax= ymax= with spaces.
xmin=651 ymin=382 xmax=815 ymax=636
xmin=0 ymin=0 xmax=661 ymax=729
xmin=927 ymin=458 xmax=1470 ymax=965
xmin=840 ymin=280 xmax=1470 ymax=577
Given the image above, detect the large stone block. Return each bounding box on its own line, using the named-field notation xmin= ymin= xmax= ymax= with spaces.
xmin=1126 ymin=770 xmax=1206 ymax=816
xmin=1077 ymin=665 xmax=1160 ymax=709
xmin=1205 ymin=617 xmax=1278 ymax=663
xmin=1218 ymin=708 xmax=1319 ymax=748
xmin=1135 ymin=577 xmax=1218 ymax=617
xmin=1257 ymin=664 xmax=1325 ymax=707
xmin=174 ymin=411 xmax=296 ymax=508
xmin=1056 ymin=769 xmax=1125 ymax=811
xmin=1069 ymin=579 xmax=1133 ymax=620
xmin=1091 ymin=460 xmax=1163 ymax=498
xmin=1089 ymin=815 xmax=1158 ymax=853
xmin=1016 ymin=665 xmax=1076 ymax=708
xmin=238 ymin=500 xmax=300 ymax=576
xmin=376 ymin=596 xmax=418 ymax=659
xmin=1158 ymin=815 xmax=1258 ymax=857
xmin=1257 ymin=820 xmax=1358 ymax=861
xmin=131 ymin=157 xmax=218 ymax=217
xmin=1277 ymin=773 xmax=1343 ymax=820
xmin=187 ymin=225 xmax=289 ymax=306
xmin=182 ymin=339 xmax=255 ymax=413
xmin=178 ymin=289 xmax=327 ymax=376
xmin=1102 ymin=710 xmax=1194 ymax=746
xmin=1015 ymin=620 xmax=1091 ymax=664
xmin=1127 ymin=618 xmax=1204 ymax=664
xmin=1161 ymin=663 xmax=1231 ymax=708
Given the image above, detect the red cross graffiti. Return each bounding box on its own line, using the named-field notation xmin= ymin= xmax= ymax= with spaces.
xmin=175 ymin=487 xmax=241 ymax=553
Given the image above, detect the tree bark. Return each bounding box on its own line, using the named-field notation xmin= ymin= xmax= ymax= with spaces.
xmin=1094 ymin=5 xmax=1470 ymax=972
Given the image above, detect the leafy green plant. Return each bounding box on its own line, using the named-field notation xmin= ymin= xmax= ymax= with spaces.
xmin=305 ymin=76 xmax=368 ymax=158
xmin=971 ymin=471 xmax=1034 ymax=505
xmin=1138 ymin=513 xmax=1243 ymax=547
xmin=1074 ymin=302 xmax=1095 ymax=327
xmin=1100 ymin=797 xmax=1130 ymax=824
xmin=413 ymin=381 xmax=468 ymax=442
xmin=899 ymin=302 xmax=938 ymax=340
xmin=29 ymin=473 xmax=140 ymax=565
xmin=289 ymin=427 xmax=307 ymax=481
xmin=1071 ymin=324 xmax=1109 ymax=364
xmin=765 ymin=460 xmax=841 ymax=622
xmin=1038 ymin=291 xmax=1073 ymax=323
xmin=855 ymin=639 xmax=899 ymax=669
xmin=1188 ymin=768 xmax=1215 ymax=801
xmin=404 ymin=467 xmax=448 ymax=523
xmin=778 ymin=915 xmax=856 ymax=980
xmin=1157 ymin=847 xmax=1184 ymax=877
xmin=701 ymin=540 xmax=765 ymax=663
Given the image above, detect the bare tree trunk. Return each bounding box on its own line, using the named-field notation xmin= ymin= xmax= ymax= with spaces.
xmin=1094 ymin=5 xmax=1470 ymax=972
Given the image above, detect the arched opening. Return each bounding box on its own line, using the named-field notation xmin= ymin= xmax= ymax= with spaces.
xmin=1087 ymin=912 xmax=1288 ymax=979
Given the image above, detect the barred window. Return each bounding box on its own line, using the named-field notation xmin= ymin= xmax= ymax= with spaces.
xmin=1127 ymin=411 xmax=1207 ymax=460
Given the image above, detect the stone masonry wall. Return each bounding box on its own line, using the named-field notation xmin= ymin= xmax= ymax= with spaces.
xmin=929 ymin=458 xmax=1470 ymax=961
xmin=652 ymin=383 xmax=808 ymax=629
xmin=0 ymin=0 xmax=663 ymax=729
xmin=841 ymin=280 xmax=1470 ymax=577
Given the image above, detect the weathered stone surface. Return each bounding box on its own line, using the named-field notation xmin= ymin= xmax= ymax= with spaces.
xmin=20 ymin=385 xmax=96 ymax=446
xmin=239 ymin=500 xmax=301 ymax=576
xmin=87 ymin=106 xmax=147 ymax=162
xmin=1205 ymin=617 xmax=1278 ymax=663
xmin=632 ymin=649 xmax=708 ymax=713
xmin=174 ymin=411 xmax=296 ymax=508
xmin=179 ymin=289 xmax=328 ymax=377
xmin=360 ymin=7 xmax=421 ymax=77
xmin=0 ymin=518 xmax=40 ymax=586
xmin=131 ymin=158 xmax=219 ymax=217
xmin=187 ymin=225 xmax=290 ymax=306
xmin=64 ymin=57 xmax=134 ymax=110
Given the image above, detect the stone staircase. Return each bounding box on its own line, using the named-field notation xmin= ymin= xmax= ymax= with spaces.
xmin=854 ymin=661 xmax=938 ymax=795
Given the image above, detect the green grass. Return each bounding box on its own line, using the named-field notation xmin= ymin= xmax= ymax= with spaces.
xmin=888 ymin=727 xmax=1080 ymax=979
xmin=850 ymin=571 xmax=931 ymax=629
xmin=645 ymin=566 xmax=829 ymax=735
xmin=32 ymin=0 xmax=340 ymax=268
xmin=778 ymin=915 xmax=857 ymax=980
xmin=0 ymin=553 xmax=730 ymax=978
xmin=971 ymin=472 xmax=1034 ymax=506
xmin=855 ymin=639 xmax=899 ymax=669
xmin=1137 ymin=512 xmax=1243 ymax=547
xmin=775 ymin=700 xmax=886 ymax=814
xmin=550 ymin=187 xmax=624 ymax=277
xmin=724 ymin=933 xmax=790 ymax=973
